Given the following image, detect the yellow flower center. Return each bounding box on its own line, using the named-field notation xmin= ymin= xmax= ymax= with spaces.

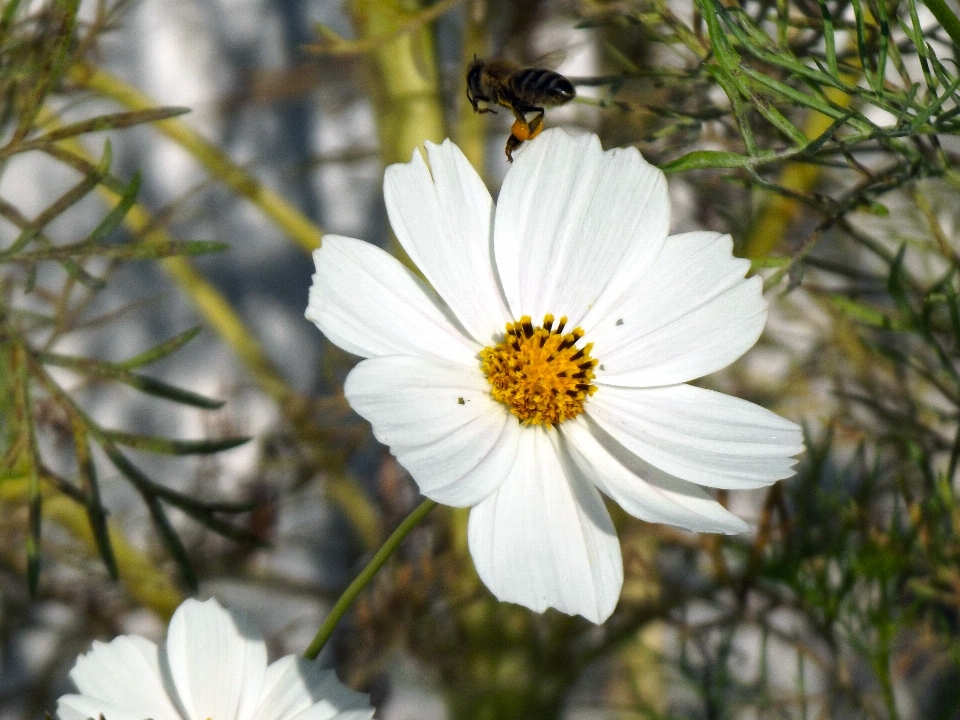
xmin=480 ymin=314 xmax=598 ymax=426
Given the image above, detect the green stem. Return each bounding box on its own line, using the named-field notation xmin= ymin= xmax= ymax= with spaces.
xmin=303 ymin=497 xmax=438 ymax=660
xmin=922 ymin=0 xmax=960 ymax=49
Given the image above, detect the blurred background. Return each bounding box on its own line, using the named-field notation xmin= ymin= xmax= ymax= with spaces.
xmin=2 ymin=0 xmax=960 ymax=718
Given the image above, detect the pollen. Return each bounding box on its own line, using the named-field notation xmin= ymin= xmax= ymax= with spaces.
xmin=510 ymin=117 xmax=545 ymax=142
xmin=480 ymin=314 xmax=598 ymax=426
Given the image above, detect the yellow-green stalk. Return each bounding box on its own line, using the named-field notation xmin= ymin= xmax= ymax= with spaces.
xmin=455 ymin=0 xmax=487 ymax=173
xmin=347 ymin=0 xmax=447 ymax=166
xmin=68 ymin=64 xmax=323 ymax=253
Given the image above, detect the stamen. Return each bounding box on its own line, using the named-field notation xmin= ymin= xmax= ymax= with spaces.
xmin=479 ymin=315 xmax=598 ymax=426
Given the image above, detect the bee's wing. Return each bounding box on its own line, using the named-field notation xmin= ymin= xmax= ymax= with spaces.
xmin=530 ymin=49 xmax=568 ymax=70
xmin=492 ymin=43 xmax=567 ymax=70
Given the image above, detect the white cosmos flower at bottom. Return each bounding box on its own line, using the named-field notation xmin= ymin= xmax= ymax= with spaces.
xmin=306 ymin=128 xmax=804 ymax=624
xmin=56 ymin=598 xmax=373 ymax=720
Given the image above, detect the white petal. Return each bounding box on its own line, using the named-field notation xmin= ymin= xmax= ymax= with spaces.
xmin=560 ymin=416 xmax=748 ymax=533
xmin=64 ymin=636 xmax=181 ymax=720
xmin=587 ymin=384 xmax=804 ymax=489
xmin=254 ymin=657 xmax=315 ymax=720
xmin=254 ymin=657 xmax=372 ymax=720
xmin=590 ymin=232 xmax=767 ymax=386
xmin=384 ymin=142 xmax=512 ymax=345
xmin=494 ymin=129 xmax=669 ymax=328
xmin=57 ymin=695 xmax=165 ymax=720
xmin=344 ymin=356 xmax=518 ymax=506
xmin=306 ymin=235 xmax=479 ymax=365
xmin=467 ymin=426 xmax=623 ymax=623
xmin=166 ymin=598 xmax=267 ymax=720
xmin=288 ymin=670 xmax=373 ymax=720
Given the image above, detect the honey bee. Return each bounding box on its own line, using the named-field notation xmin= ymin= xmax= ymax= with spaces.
xmin=466 ymin=57 xmax=576 ymax=162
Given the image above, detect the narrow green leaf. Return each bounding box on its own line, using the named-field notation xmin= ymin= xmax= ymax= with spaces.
xmin=829 ymin=295 xmax=900 ymax=329
xmin=750 ymin=256 xmax=789 ymax=270
xmin=102 ymin=442 xmax=264 ymax=547
xmin=22 ymin=361 xmax=241 ymax=583
xmin=948 ymin=420 xmax=960 ymax=484
xmin=118 ymin=327 xmax=203 ymax=369
xmin=60 ymin=259 xmax=106 ymax=290
xmin=40 ymin=145 xmax=130 ymax=197
xmin=876 ymin=0 xmax=891 ymax=97
xmin=700 ymin=1 xmax=809 ymax=148
xmin=717 ymin=12 xmax=852 ymax=96
xmin=818 ymin=0 xmax=839 ymax=77
xmin=26 ymin=108 xmax=191 ymax=145
xmin=115 ymin=240 xmax=229 ymax=259
xmin=660 ymin=149 xmax=783 ymax=172
xmin=36 ymin=351 xmax=225 ymax=409
xmin=142 ymin=491 xmax=198 ymax=592
xmin=11 ymin=340 xmax=42 ymax=595
xmin=2 ymin=239 xmax=228 ymax=264
xmin=802 ymin=111 xmax=860 ymax=157
xmin=850 ymin=0 xmax=878 ymax=91
xmin=27 ymin=489 xmax=41 ymax=595
xmin=920 ymin=0 xmax=960 ymax=49
xmin=904 ymin=0 xmax=937 ymax=93
xmin=887 ymin=244 xmax=911 ymax=312
xmin=944 ymin=285 xmax=960 ymax=349
xmin=705 ymin=65 xmax=759 ymax=155
xmin=741 ymin=66 xmax=847 ymax=119
xmin=70 ymin=417 xmax=118 ymax=579
xmin=751 ymin=96 xmax=809 ymax=147
xmin=103 ymin=430 xmax=250 ymax=456
xmin=700 ymin=0 xmax=742 ymax=70
xmin=937 ymin=103 xmax=960 ymax=124
xmin=100 ymin=444 xmax=194 ymax=591
xmin=928 ymin=51 xmax=955 ymax=91
xmin=88 ymin=171 xmax=141 ymax=245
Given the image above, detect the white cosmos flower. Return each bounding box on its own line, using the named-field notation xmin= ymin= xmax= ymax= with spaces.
xmin=306 ymin=129 xmax=803 ymax=624
xmin=56 ymin=598 xmax=373 ymax=720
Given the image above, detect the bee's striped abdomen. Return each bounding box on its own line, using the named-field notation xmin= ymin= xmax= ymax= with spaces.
xmin=512 ymin=68 xmax=576 ymax=108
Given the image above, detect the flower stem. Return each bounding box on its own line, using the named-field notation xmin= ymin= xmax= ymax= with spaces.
xmin=303 ymin=497 xmax=438 ymax=660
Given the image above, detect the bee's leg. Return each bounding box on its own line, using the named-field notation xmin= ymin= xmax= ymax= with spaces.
xmin=527 ymin=110 xmax=545 ymax=139
xmin=505 ymin=132 xmax=523 ymax=162
xmin=467 ymin=90 xmax=498 ymax=114
xmin=506 ymin=109 xmax=548 ymax=162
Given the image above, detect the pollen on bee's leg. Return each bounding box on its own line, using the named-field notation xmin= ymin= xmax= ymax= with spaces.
xmin=510 ymin=117 xmax=532 ymax=141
